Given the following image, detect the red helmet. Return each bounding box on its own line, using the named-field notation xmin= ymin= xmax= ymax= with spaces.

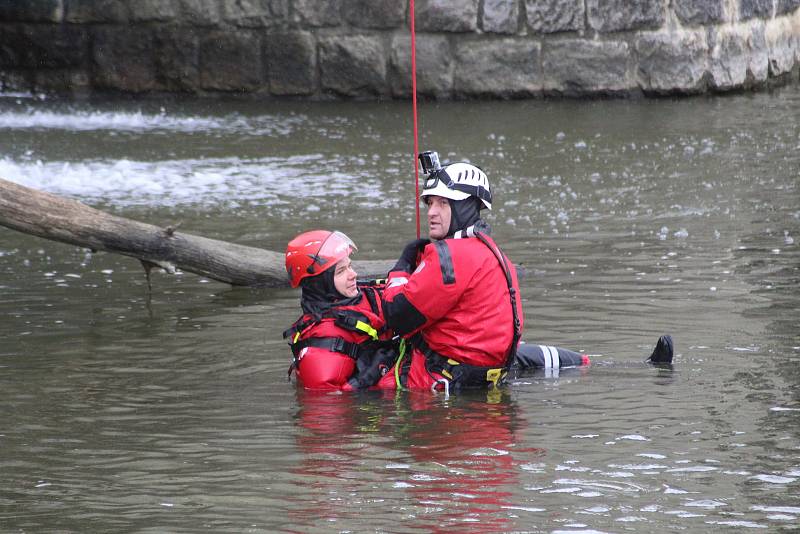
xmin=285 ymin=230 xmax=357 ymax=288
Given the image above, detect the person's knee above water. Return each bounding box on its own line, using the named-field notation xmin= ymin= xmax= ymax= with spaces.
xmin=377 ymin=152 xmax=524 ymax=390
xmin=284 ymin=230 xmax=395 ymax=390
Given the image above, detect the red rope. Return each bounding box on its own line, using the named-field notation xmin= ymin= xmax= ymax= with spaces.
xmin=410 ymin=0 xmax=420 ymax=238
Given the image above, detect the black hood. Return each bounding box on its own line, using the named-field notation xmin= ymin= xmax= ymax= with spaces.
xmin=446 ymin=197 xmax=483 ymax=238
xmin=300 ymin=267 xmax=359 ymax=315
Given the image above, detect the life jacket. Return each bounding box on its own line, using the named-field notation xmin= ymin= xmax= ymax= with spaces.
xmin=284 ymin=285 xmax=391 ymax=389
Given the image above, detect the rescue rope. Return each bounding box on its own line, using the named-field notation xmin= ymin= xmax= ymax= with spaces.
xmin=410 ymin=0 xmax=420 ymax=238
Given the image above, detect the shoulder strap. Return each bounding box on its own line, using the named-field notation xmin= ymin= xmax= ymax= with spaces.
xmin=474 ymin=232 xmax=521 ymax=370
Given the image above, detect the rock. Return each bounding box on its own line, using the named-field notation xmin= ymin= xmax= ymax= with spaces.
xmin=525 ymin=0 xmax=584 ymax=33
xmin=389 ymin=34 xmax=453 ymax=98
xmin=130 ymin=0 xmax=178 ymax=23
xmin=0 ymin=0 xmax=64 ymax=22
xmin=293 ymin=0 xmax=342 ymax=27
xmin=739 ymin=0 xmax=772 ymax=20
xmin=747 ymin=21 xmax=770 ymax=83
xmin=672 ymin=0 xmax=724 ymax=26
xmin=708 ymin=26 xmax=750 ymax=89
xmin=198 ymin=30 xmax=263 ymax=91
xmin=320 ymin=35 xmax=386 ymax=97
xmin=543 ymin=39 xmax=632 ymax=94
xmin=33 ymin=69 xmax=90 ymax=95
xmin=66 ymin=0 xmax=128 ymax=23
xmin=636 ymin=30 xmax=709 ymax=94
xmin=0 ymin=23 xmax=87 ymax=68
xmin=265 ymin=31 xmax=316 ymax=95
xmin=221 ymin=0 xmax=287 ymax=28
xmin=765 ymin=17 xmax=798 ymax=76
xmin=454 ymin=38 xmax=541 ymax=97
xmin=415 ymin=0 xmax=478 ymax=32
xmin=176 ymin=0 xmax=222 ymax=27
xmin=776 ymin=0 xmax=800 ymax=15
xmin=587 ymin=0 xmax=664 ymax=33
xmin=343 ymin=0 xmax=405 ymax=29
xmin=154 ymin=28 xmax=201 ymax=91
xmin=483 ymin=0 xmax=520 ymax=34
xmin=92 ymin=26 xmax=160 ymax=92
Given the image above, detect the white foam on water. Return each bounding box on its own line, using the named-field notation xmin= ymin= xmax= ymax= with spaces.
xmin=0 ymin=154 xmax=383 ymax=207
xmin=0 ymin=108 xmax=306 ymax=135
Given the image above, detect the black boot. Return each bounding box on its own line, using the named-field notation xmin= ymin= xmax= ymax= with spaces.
xmin=647 ymin=335 xmax=674 ymax=365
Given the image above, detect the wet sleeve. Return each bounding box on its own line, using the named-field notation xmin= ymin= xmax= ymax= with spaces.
xmin=383 ymin=243 xmax=463 ymax=336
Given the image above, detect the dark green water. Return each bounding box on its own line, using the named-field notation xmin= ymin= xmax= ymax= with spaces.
xmin=1 ymin=87 xmax=798 ymax=532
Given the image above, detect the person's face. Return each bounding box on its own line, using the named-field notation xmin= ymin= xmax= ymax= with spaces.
xmin=333 ymin=257 xmax=358 ymax=298
xmin=425 ymin=195 xmax=451 ymax=240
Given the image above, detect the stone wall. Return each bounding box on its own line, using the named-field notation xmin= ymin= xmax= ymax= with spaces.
xmin=1 ymin=0 xmax=799 ymax=99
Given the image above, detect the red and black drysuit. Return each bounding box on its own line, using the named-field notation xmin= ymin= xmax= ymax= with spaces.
xmin=376 ymin=225 xmax=524 ymax=390
xmin=285 ymin=281 xmax=396 ymax=391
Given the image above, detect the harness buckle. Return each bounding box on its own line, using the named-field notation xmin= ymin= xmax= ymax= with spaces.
xmin=486 ymin=368 xmax=505 ymax=389
xmin=432 ymin=377 xmax=450 ymax=398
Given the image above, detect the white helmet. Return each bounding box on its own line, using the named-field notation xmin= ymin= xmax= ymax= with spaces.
xmin=420 ymin=161 xmax=492 ymax=210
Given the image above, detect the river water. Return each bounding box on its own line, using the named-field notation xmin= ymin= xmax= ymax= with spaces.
xmin=1 ymin=87 xmax=798 ymax=532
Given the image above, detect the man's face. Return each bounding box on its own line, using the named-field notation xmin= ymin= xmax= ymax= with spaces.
xmin=333 ymin=257 xmax=358 ymax=298
xmin=425 ymin=195 xmax=451 ymax=240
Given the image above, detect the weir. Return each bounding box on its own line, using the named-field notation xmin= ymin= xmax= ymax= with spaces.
xmin=0 ymin=0 xmax=798 ymax=99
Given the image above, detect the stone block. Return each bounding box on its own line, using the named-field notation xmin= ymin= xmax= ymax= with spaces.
xmin=221 ymin=0 xmax=287 ymax=28
xmin=739 ymin=0 xmax=772 ymax=20
xmin=129 ymin=0 xmax=178 ymax=22
xmin=343 ymin=0 xmax=405 ymax=29
xmin=416 ymin=0 xmax=478 ymax=32
xmin=587 ymin=0 xmax=664 ymax=33
xmin=154 ymin=28 xmax=200 ymax=91
xmin=708 ymin=26 xmax=749 ymax=89
xmin=454 ymin=38 xmax=541 ymax=97
xmin=264 ymin=31 xmax=316 ymax=95
xmin=673 ymin=0 xmax=724 ymax=26
xmin=525 ymin=0 xmax=583 ymax=34
xmin=0 ymin=0 xmax=64 ymax=22
xmin=66 ymin=0 xmax=129 ymax=23
xmin=389 ymin=33 xmax=453 ymax=98
xmin=636 ymin=30 xmax=709 ymax=94
xmin=543 ymin=39 xmax=632 ymax=94
xmin=33 ymin=68 xmax=90 ymax=95
xmin=746 ymin=21 xmax=769 ymax=82
xmin=0 ymin=24 xmax=87 ymax=68
xmin=776 ymin=0 xmax=800 ymax=15
xmin=177 ymin=0 xmax=222 ymax=27
xmin=319 ymin=35 xmax=386 ymax=97
xmin=293 ymin=0 xmax=341 ymax=27
xmin=199 ymin=30 xmax=263 ymax=91
xmin=765 ymin=17 xmax=798 ymax=76
xmin=92 ymin=26 xmax=160 ymax=92
xmin=483 ymin=0 xmax=519 ymax=34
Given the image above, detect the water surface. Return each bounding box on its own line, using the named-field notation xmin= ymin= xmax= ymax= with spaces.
xmin=1 ymin=88 xmax=798 ymax=532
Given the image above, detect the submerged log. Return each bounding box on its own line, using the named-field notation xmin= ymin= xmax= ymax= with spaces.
xmin=0 ymin=177 xmax=391 ymax=287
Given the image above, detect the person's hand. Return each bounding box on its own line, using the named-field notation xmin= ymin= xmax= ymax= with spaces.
xmin=391 ymin=238 xmax=430 ymax=273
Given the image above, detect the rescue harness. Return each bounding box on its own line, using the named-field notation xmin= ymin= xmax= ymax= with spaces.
xmin=283 ymin=286 xmax=387 ymax=380
xmin=395 ymin=229 xmax=522 ymax=391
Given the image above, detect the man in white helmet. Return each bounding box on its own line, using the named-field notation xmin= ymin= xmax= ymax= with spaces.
xmin=375 ymin=151 xmax=524 ymax=391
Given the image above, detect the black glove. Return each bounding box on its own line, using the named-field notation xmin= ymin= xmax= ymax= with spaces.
xmin=348 ymin=346 xmax=397 ymax=390
xmin=391 ymin=238 xmax=430 ymax=274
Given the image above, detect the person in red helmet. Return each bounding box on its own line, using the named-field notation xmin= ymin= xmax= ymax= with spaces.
xmin=284 ymin=230 xmax=396 ymax=390
xmin=376 ymin=152 xmax=524 ymax=391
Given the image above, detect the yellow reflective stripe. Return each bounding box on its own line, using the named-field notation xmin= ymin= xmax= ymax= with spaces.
xmin=447 ymin=358 xmax=460 ymax=366
xmin=292 ymin=332 xmax=300 ymax=344
xmin=354 ymin=320 xmax=379 ymax=340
